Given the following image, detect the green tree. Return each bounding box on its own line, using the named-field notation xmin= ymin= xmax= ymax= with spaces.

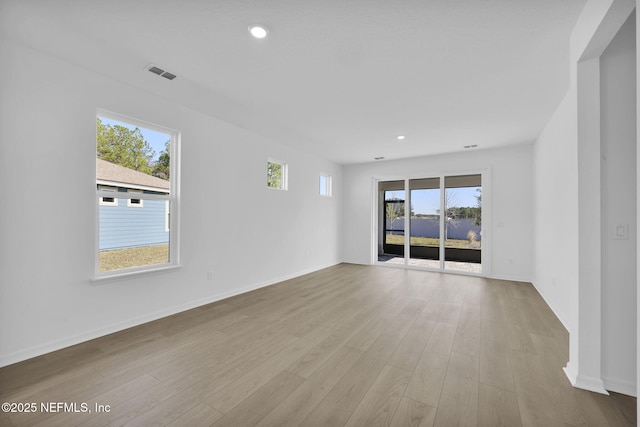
xmin=267 ymin=162 xmax=282 ymax=188
xmin=97 ymin=118 xmax=154 ymax=174
xmin=152 ymin=140 xmax=170 ymax=179
xmin=385 ymin=192 xmax=405 ymax=233
xmin=473 ymin=188 xmax=482 ymax=226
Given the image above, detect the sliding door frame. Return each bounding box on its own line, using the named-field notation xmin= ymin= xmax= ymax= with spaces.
xmin=372 ymin=168 xmax=491 ymax=277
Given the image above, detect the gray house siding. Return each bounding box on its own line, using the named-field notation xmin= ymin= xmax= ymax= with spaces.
xmin=99 ymin=188 xmax=168 ymax=251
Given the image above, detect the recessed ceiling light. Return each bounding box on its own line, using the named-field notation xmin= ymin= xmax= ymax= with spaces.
xmin=397 ymin=135 xmax=406 ymax=141
xmin=249 ymin=26 xmax=268 ymax=39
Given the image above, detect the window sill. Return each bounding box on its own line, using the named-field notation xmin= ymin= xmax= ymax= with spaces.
xmin=92 ymin=264 xmax=182 ymax=284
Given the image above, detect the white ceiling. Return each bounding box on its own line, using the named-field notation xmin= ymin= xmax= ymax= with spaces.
xmin=1 ymin=0 xmax=586 ymax=164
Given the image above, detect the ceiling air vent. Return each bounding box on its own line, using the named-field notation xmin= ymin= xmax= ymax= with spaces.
xmin=146 ymin=64 xmax=177 ymax=80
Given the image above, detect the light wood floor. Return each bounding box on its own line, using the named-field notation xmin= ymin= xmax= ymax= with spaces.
xmin=0 ymin=264 xmax=636 ymax=426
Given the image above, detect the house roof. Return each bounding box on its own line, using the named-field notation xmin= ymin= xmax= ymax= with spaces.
xmin=96 ymin=158 xmax=169 ymax=191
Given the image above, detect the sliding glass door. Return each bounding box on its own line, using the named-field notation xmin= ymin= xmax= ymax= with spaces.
xmin=378 ymin=180 xmax=405 ymax=264
xmin=409 ymin=178 xmax=441 ymax=268
xmin=377 ymin=173 xmax=482 ymax=274
xmin=444 ymin=175 xmax=482 ymax=273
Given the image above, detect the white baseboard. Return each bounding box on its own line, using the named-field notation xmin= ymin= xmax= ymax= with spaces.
xmin=563 ymin=362 xmax=579 ymax=387
xmin=0 ymin=262 xmax=339 ymax=368
xmin=564 ymin=363 xmax=609 ymax=395
xmin=489 ymin=274 xmax=533 ymax=283
xmin=341 ymin=258 xmax=371 ymax=265
xmin=603 ymin=376 xmax=637 ymax=397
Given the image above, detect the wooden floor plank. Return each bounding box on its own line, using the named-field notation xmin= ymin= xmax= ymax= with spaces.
xmin=205 ymin=326 xmax=329 ymax=413
xmin=388 ymin=315 xmax=437 ymax=373
xmin=210 ymin=370 xmax=305 ymax=427
xmin=479 ymin=319 xmax=515 ymax=392
xmin=0 ymin=264 xmax=635 ymax=426
xmin=404 ymin=349 xmax=450 ymax=407
xmin=166 ymin=402 xmax=223 ymax=427
xmin=344 ymin=364 xmax=412 ymax=427
xmin=256 ymin=346 xmax=363 ymax=427
xmin=286 ymin=314 xmax=372 ymax=379
xmin=389 ymin=397 xmax=437 ymax=427
xmin=478 ymin=383 xmax=521 ymax=427
xmin=422 ymin=322 xmax=456 ymax=356
xmin=451 ymin=304 xmax=482 ymax=357
xmin=121 ymin=388 xmax=202 ymax=427
xmin=31 ymin=374 xmax=162 ymax=427
xmin=591 ymin=392 xmax=637 ymax=426
xmin=433 ymin=351 xmax=479 ymax=427
xmin=508 ymin=349 xmax=567 ymax=426
xmin=300 ymin=332 xmax=407 ymax=426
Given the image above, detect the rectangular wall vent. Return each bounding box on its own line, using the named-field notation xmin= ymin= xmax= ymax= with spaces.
xmin=146 ymin=64 xmax=177 ymax=80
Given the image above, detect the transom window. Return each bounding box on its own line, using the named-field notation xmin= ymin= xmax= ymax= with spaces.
xmin=267 ymin=159 xmax=288 ymax=190
xmin=320 ymin=175 xmax=332 ymax=197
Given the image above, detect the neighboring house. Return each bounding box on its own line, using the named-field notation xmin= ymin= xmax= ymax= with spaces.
xmin=96 ymin=158 xmax=170 ymax=251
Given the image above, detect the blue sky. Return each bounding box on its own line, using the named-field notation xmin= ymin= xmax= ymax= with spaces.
xmin=99 ymin=117 xmax=169 ymax=162
xmin=386 ymin=186 xmax=481 ymax=213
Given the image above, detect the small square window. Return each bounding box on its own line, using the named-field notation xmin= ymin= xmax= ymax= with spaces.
xmin=127 ymin=190 xmax=144 ymax=208
xmin=98 ymin=185 xmax=118 ymax=206
xmin=267 ymin=160 xmax=288 ymax=190
xmin=320 ymin=175 xmax=332 ymax=197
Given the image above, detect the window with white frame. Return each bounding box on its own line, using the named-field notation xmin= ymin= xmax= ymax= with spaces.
xmin=319 ymin=175 xmax=332 ymax=197
xmin=98 ymin=185 xmax=118 ymax=206
xmin=267 ymin=159 xmax=288 ymax=190
xmin=127 ymin=189 xmax=144 ymax=208
xmin=96 ymin=111 xmax=179 ymax=276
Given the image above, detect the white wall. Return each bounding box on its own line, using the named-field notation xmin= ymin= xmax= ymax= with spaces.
xmin=0 ymin=38 xmax=342 ymax=367
xmin=532 ymin=89 xmax=579 ymax=330
xmin=533 ymin=0 xmax=637 ymax=396
xmin=600 ymin=12 xmax=637 ymax=395
xmin=342 ymin=144 xmax=534 ymax=282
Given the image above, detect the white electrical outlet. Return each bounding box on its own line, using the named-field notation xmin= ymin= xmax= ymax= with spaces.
xmin=207 ymin=271 xmax=213 ymax=280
